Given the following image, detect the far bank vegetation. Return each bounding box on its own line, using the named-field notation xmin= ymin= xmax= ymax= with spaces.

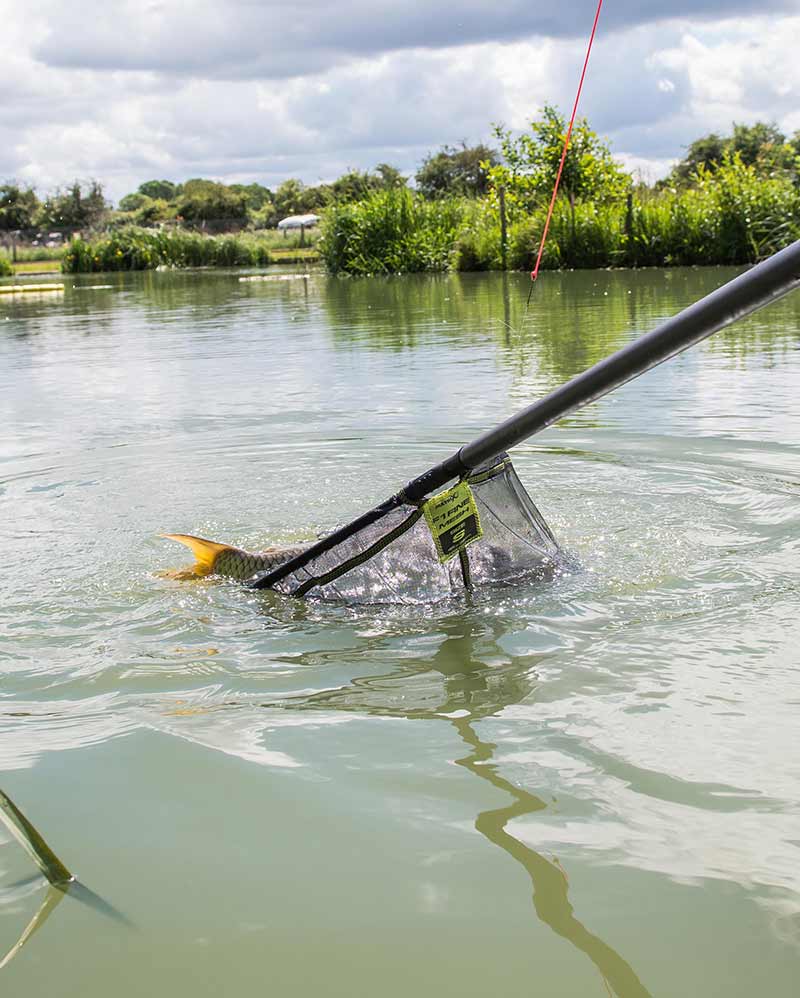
xmin=1 ymin=112 xmax=798 ymax=275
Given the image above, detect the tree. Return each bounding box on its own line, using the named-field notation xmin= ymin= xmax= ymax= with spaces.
xmin=138 ymin=179 xmax=178 ymax=201
xmin=730 ymin=122 xmax=792 ymax=171
xmin=666 ymin=133 xmax=727 ymax=186
xmin=175 ymin=179 xmax=248 ymax=222
xmin=0 ymin=183 xmax=39 ymax=230
xmin=272 ymin=178 xmax=329 ymax=218
xmin=489 ymin=105 xmax=630 ymax=211
xmin=118 ymin=192 xmax=148 ymax=212
xmin=415 ymin=142 xmax=499 ymax=199
xmin=374 ymin=163 xmax=407 ymax=190
xmin=327 ymin=170 xmax=379 ymax=203
xmin=228 ymin=182 xmax=273 ymax=211
xmin=666 ymin=121 xmax=797 ymax=188
xmin=38 ymin=181 xmax=108 ymax=230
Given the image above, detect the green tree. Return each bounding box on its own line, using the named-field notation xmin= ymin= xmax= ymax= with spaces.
xmin=118 ymin=192 xmax=148 ymax=212
xmin=175 ymin=179 xmax=248 ymax=222
xmin=415 ymin=142 xmax=499 ymax=199
xmin=374 ymin=163 xmax=407 ymax=190
xmin=38 ymin=181 xmax=108 ymax=230
xmin=273 ymin=178 xmax=328 ymax=218
xmin=273 ymin=178 xmax=305 ymax=217
xmin=228 ymin=182 xmax=273 ymax=211
xmin=666 ymin=133 xmax=727 ymax=186
xmin=0 ymin=183 xmax=39 ymax=230
xmin=667 ymin=122 xmax=797 ymax=188
xmin=138 ymin=179 xmax=178 ymax=201
xmin=489 ymin=105 xmax=630 ymax=212
xmin=730 ymin=122 xmax=793 ymax=171
xmin=327 ymin=170 xmax=379 ymax=203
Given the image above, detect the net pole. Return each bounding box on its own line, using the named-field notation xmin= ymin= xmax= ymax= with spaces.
xmin=250 ymin=239 xmax=800 ymax=589
xmin=405 ymin=238 xmax=800 ymax=500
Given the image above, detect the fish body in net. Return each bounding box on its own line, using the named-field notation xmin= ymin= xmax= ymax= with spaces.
xmin=162 ymin=533 xmax=309 ymax=581
xmin=163 ymin=457 xmax=568 ymax=602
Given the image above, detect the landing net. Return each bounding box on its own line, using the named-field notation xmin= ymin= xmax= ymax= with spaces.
xmin=262 ymin=455 xmax=564 ymax=604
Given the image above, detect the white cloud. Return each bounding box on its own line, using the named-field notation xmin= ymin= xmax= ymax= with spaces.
xmin=1 ymin=3 xmax=799 ymax=202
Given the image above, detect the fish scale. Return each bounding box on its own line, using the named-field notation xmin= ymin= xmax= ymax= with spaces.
xmin=163 ymin=534 xmax=311 ymax=582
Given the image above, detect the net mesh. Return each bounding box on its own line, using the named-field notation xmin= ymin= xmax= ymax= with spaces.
xmin=268 ymin=455 xmax=564 ymax=604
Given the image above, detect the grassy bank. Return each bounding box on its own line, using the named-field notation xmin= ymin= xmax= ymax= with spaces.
xmin=52 ymin=157 xmax=799 ymax=277
xmin=322 ymin=159 xmax=800 ymax=275
xmin=61 ymin=227 xmax=277 ymax=273
xmin=11 ymin=260 xmax=62 ymax=274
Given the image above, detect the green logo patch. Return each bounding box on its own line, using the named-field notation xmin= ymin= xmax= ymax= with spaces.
xmin=423 ymin=481 xmax=483 ymax=563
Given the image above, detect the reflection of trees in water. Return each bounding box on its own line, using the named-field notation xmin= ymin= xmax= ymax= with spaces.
xmin=323 ymin=266 xmax=800 ymax=392
xmin=269 ymin=613 xmax=651 ymax=997
xmin=323 ymin=272 xmax=499 ymax=353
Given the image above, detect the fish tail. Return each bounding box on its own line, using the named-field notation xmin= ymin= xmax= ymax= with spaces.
xmin=161 ymin=533 xmax=233 ymax=576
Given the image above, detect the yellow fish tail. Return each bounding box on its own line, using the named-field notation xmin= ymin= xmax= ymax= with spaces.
xmin=161 ymin=533 xmax=233 ymax=576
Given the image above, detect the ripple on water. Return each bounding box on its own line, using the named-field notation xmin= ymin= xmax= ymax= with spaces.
xmin=2 ymin=268 xmax=800 ymax=992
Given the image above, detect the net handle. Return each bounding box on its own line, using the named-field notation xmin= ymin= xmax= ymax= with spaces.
xmin=406 ymin=239 xmax=800 ymax=501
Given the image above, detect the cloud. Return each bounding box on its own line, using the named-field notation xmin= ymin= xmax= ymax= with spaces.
xmin=29 ymin=1 xmax=800 ymax=80
xmin=1 ymin=2 xmax=799 ymax=201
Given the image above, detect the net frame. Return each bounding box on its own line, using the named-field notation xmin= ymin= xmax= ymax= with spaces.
xmin=258 ymin=455 xmax=562 ymax=604
xmin=249 ymin=240 xmax=800 ymax=600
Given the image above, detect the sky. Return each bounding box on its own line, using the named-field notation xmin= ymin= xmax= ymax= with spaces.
xmin=2 ymin=0 xmax=799 ymax=204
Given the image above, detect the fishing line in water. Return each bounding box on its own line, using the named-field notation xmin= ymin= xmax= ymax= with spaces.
xmin=527 ymin=0 xmax=605 ymax=309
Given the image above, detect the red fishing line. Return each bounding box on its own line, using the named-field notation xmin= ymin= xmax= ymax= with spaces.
xmin=530 ymin=0 xmax=604 ymax=285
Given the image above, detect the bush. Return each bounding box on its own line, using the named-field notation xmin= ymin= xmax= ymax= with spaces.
xmin=320 ymin=188 xmax=466 ymax=275
xmin=452 ymin=200 xmax=505 ymax=271
xmin=0 ymin=253 xmax=12 ymax=277
xmin=315 ymin=155 xmax=800 ymax=275
xmin=61 ymin=227 xmax=273 ymax=273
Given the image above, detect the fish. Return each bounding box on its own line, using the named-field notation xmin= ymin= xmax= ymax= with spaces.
xmin=162 ymin=533 xmax=309 ymax=582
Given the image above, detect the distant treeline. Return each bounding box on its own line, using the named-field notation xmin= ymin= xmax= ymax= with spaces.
xmin=3 ymin=109 xmax=799 ymax=274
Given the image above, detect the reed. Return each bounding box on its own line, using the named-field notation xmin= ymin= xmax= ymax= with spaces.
xmin=321 ymin=156 xmax=799 ymax=275
xmin=61 ymin=227 xmax=274 ymax=273
xmin=320 ymin=188 xmax=466 ymax=275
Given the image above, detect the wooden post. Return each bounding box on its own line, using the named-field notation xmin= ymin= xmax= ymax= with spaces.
xmin=624 ymin=191 xmax=634 ymax=266
xmin=569 ymin=191 xmax=576 ymax=241
xmin=498 ymin=187 xmax=508 ymax=271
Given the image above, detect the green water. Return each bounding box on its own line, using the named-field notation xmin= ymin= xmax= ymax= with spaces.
xmin=1 ymin=266 xmax=799 ymax=996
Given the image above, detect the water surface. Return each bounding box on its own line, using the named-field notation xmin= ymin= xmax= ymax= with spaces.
xmin=2 ymin=266 xmax=799 ymax=996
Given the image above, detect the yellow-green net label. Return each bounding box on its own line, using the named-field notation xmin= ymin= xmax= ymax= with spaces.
xmin=423 ymin=481 xmax=483 ymax=564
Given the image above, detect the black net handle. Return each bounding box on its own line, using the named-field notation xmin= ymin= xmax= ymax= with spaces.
xmin=250 ymin=240 xmax=800 ymax=590
xmin=407 ymin=239 xmax=800 ymax=502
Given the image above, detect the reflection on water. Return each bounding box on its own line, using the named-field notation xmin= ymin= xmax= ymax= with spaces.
xmin=0 ymin=884 xmax=65 ymax=971
xmin=2 ymin=266 xmax=800 ymax=995
xmin=267 ymin=616 xmax=652 ymax=997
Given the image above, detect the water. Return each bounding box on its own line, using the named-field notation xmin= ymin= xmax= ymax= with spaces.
xmin=1 ymin=265 xmax=799 ymax=996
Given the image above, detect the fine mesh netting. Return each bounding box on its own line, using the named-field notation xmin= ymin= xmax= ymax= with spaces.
xmin=267 ymin=455 xmax=564 ymax=604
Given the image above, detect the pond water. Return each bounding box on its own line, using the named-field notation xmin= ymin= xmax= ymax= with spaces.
xmin=1 ymin=264 xmax=799 ymax=997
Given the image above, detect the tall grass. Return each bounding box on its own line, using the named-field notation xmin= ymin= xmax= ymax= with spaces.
xmin=321 ymin=156 xmax=799 ymax=275
xmin=249 ymin=227 xmax=321 ymax=250
xmin=503 ymin=157 xmax=800 ymax=272
xmin=12 ymin=244 xmax=65 ymax=262
xmin=62 ymin=227 xmax=274 ymax=273
xmin=320 ymin=188 xmax=466 ymax=275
